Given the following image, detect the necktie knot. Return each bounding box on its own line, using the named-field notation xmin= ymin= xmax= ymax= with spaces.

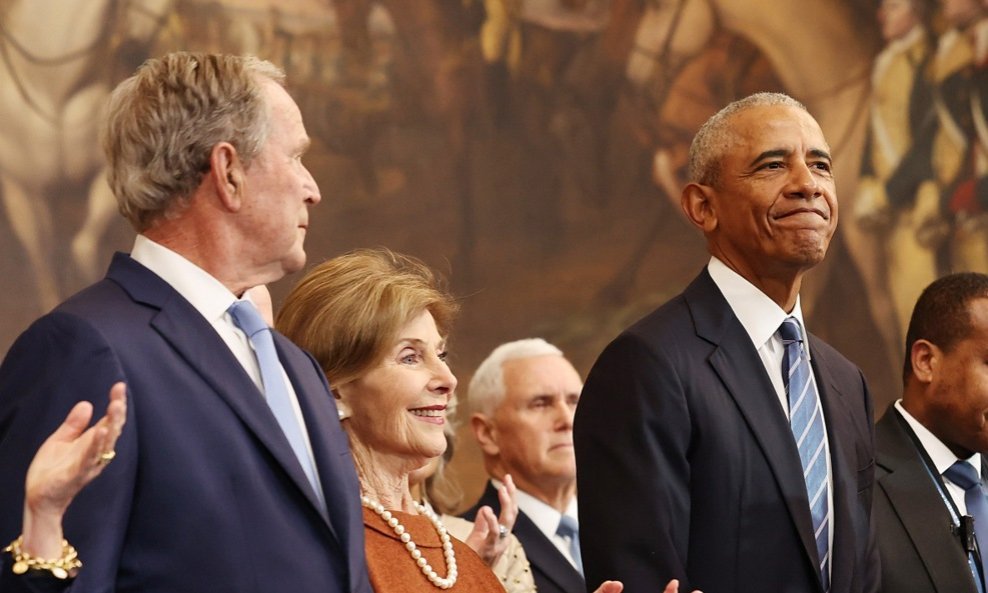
xmin=778 ymin=317 xmax=803 ymax=344
xmin=556 ymin=514 xmax=578 ymax=539
xmin=947 ymin=460 xmax=982 ymax=491
xmin=228 ymin=299 xmax=269 ymax=338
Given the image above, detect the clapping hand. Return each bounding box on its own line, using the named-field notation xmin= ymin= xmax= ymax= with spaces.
xmin=464 ymin=474 xmax=518 ymax=567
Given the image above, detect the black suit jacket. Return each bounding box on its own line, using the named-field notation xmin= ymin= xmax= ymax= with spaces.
xmin=463 ymin=481 xmax=585 ymax=593
xmin=574 ymin=269 xmax=879 ymax=593
xmin=874 ymin=406 xmax=980 ymax=593
xmin=0 ymin=254 xmax=371 ymax=593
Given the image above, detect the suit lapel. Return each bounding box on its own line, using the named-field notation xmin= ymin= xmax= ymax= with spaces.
xmin=107 ymin=254 xmax=336 ymax=532
xmin=276 ymin=335 xmax=351 ymax=535
xmin=685 ymin=270 xmax=823 ymax=588
xmin=514 ymin=512 xmax=585 ymax=593
xmin=277 ymin=335 xmax=374 ymax=593
xmin=475 ymin=482 xmax=584 ymax=593
xmin=877 ymin=410 xmax=979 ymax=593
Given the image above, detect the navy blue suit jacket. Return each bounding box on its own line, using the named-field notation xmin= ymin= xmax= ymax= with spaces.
xmin=0 ymin=254 xmax=371 ymax=593
xmin=574 ymin=269 xmax=879 ymax=593
xmin=462 ymin=481 xmax=585 ymax=593
xmin=874 ymin=407 xmax=980 ymax=593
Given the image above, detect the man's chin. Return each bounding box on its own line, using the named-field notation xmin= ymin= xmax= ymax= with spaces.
xmin=282 ymin=250 xmax=307 ymax=275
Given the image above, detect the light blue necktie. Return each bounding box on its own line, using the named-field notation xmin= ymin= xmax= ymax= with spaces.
xmin=556 ymin=514 xmax=584 ymax=576
xmin=945 ymin=460 xmax=988 ymax=592
xmin=228 ymin=300 xmax=323 ymax=507
xmin=779 ymin=317 xmax=831 ymax=592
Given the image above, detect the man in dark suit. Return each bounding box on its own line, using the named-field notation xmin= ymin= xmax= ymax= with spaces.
xmin=575 ymin=92 xmax=879 ymax=593
xmin=463 ymin=338 xmax=586 ymax=593
xmin=0 ymin=53 xmax=371 ymax=593
xmin=874 ymin=272 xmax=988 ymax=593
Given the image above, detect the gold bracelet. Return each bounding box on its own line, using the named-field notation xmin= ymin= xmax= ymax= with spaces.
xmin=3 ymin=536 xmax=82 ymax=579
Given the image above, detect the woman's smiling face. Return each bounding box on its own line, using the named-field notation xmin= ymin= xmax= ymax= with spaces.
xmin=339 ymin=309 xmax=457 ymax=465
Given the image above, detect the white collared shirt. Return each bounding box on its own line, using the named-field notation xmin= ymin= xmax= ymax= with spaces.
xmin=895 ymin=400 xmax=982 ymax=514
xmin=130 ymin=235 xmax=324 ymax=500
xmin=707 ymin=256 xmax=834 ymax=565
xmin=707 ymin=257 xmax=819 ymax=418
xmin=492 ymin=479 xmax=581 ymax=571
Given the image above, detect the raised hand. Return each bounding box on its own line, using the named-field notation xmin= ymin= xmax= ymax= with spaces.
xmin=464 ymin=474 xmax=518 ymax=566
xmin=20 ymin=382 xmax=127 ymax=558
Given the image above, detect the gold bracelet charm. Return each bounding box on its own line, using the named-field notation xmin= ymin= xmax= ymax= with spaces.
xmin=3 ymin=536 xmax=82 ymax=579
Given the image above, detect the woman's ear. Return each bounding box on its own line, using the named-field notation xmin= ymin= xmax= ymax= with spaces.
xmin=332 ymin=386 xmax=353 ymax=421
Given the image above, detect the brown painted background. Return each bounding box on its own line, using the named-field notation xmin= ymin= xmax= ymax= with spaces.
xmin=0 ymin=0 xmax=980 ymax=509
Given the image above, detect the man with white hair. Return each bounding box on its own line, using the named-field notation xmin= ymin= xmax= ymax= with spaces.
xmin=462 ymin=338 xmax=585 ymax=593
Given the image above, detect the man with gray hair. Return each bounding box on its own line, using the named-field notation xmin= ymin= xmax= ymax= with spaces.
xmin=463 ymin=338 xmax=586 ymax=593
xmin=0 ymin=53 xmax=370 ymax=593
xmin=576 ymin=92 xmax=879 ymax=593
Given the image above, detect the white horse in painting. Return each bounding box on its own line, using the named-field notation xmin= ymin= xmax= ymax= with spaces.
xmin=0 ymin=0 xmax=170 ymax=312
xmin=622 ymin=0 xmax=898 ymax=371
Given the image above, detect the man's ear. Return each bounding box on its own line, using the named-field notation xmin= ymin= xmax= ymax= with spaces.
xmin=681 ymin=182 xmax=718 ymax=233
xmin=470 ymin=413 xmax=500 ymax=456
xmin=910 ymin=339 xmax=939 ymax=385
xmin=210 ymin=141 xmax=245 ymax=211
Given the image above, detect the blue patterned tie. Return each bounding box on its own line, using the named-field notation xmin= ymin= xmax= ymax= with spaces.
xmin=229 ymin=300 xmax=323 ymax=507
xmin=556 ymin=515 xmax=584 ymax=576
xmin=945 ymin=460 xmax=988 ymax=592
xmin=779 ymin=317 xmax=830 ymax=592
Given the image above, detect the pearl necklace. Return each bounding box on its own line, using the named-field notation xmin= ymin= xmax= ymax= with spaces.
xmin=361 ymin=496 xmax=458 ymax=589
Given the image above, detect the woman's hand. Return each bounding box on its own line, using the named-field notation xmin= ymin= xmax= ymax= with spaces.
xmin=464 ymin=474 xmax=518 ymax=566
xmin=20 ymin=383 xmax=128 ymax=558
xmin=593 ymin=579 xmax=702 ymax=593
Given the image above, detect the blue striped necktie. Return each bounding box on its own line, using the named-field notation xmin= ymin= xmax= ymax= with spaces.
xmin=228 ymin=300 xmax=324 ymax=507
xmin=779 ymin=317 xmax=831 ymax=592
xmin=944 ymin=460 xmax=988 ymax=592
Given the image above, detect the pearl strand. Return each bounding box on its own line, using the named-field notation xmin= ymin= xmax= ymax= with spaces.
xmin=361 ymin=496 xmax=458 ymax=589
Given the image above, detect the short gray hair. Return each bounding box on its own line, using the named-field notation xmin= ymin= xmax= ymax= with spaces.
xmin=687 ymin=92 xmax=808 ymax=186
xmin=102 ymin=52 xmax=285 ymax=231
xmin=467 ymin=338 xmax=563 ymax=417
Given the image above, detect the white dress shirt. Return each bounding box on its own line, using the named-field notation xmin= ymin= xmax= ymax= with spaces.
xmin=896 ymin=400 xmax=982 ymax=514
xmin=493 ymin=479 xmax=582 ymax=571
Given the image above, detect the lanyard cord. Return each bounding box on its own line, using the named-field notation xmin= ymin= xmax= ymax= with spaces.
xmin=895 ymin=411 xmax=985 ymax=592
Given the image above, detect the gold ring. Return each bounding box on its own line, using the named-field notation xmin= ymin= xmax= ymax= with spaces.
xmin=97 ymin=450 xmax=116 ymax=465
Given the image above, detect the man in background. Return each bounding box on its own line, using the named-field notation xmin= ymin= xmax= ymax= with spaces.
xmin=874 ymin=272 xmax=988 ymax=593
xmin=463 ymin=338 xmax=585 ymax=593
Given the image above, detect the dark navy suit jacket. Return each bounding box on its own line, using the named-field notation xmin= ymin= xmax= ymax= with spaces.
xmin=874 ymin=407 xmax=980 ymax=593
xmin=0 ymin=253 xmax=371 ymax=593
xmin=575 ymin=269 xmax=879 ymax=593
xmin=463 ymin=481 xmax=585 ymax=593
